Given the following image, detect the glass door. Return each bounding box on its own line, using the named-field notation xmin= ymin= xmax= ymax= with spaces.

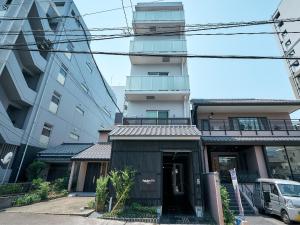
xmin=218 ymin=156 xmax=238 ymax=183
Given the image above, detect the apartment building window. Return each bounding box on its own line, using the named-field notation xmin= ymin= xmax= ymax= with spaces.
xmin=292 ymin=60 xmax=299 ymax=68
xmin=146 ymin=110 xmax=168 ymax=119
xmin=69 ymin=132 xmax=79 ymax=140
xmin=281 ymin=30 xmax=288 ymax=38
xmin=86 ymin=61 xmax=93 ymax=73
xmin=49 ymin=91 xmax=61 ymax=114
xmin=76 ymin=106 xmax=84 ymax=115
xmin=57 ymin=65 xmax=67 ymax=85
xmin=278 ymin=21 xmax=284 ymax=28
xmin=274 ymin=11 xmax=280 ymax=20
xmin=80 ymin=83 xmax=88 ymax=93
xmin=285 ymin=39 xmax=291 ymax=48
xmin=40 ymin=123 xmax=53 ymax=145
xmin=65 ymin=42 xmax=74 ymax=60
xmin=54 ymin=2 xmax=65 ymax=7
xmin=148 ymin=72 xmax=169 ymax=76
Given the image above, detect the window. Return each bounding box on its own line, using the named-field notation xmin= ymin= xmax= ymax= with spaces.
xmin=148 ymin=72 xmax=169 ymax=76
xmin=265 ymin=146 xmax=293 ymax=180
xmin=69 ymin=132 xmax=79 ymax=140
xmin=274 ymin=11 xmax=280 ymax=20
xmin=271 ymin=184 xmax=279 ymax=196
xmin=40 ymin=123 xmax=53 ymax=145
xmin=162 ymin=57 xmax=170 ymax=62
xmin=230 ymin=117 xmax=269 ymax=131
xmin=285 ymin=39 xmax=291 ymax=48
xmin=201 ymin=119 xmax=210 ymax=131
xmin=278 ymin=21 xmax=284 ymax=28
xmin=146 ymin=110 xmax=168 ymax=119
xmin=291 ymin=60 xmax=299 ymax=67
xmin=80 ymin=83 xmax=88 ymax=93
xmin=65 ymin=42 xmax=74 ymax=60
xmin=281 ymin=30 xmax=288 ymax=38
xmin=86 ymin=61 xmax=93 ymax=73
xmin=55 ymin=2 xmax=65 ymax=7
xmin=149 ymin=26 xmax=156 ymax=32
xmin=285 ymin=146 xmax=300 ymax=181
xmin=75 ymin=106 xmax=84 ymax=115
xmin=57 ymin=65 xmax=67 ymax=85
xmin=49 ymin=91 xmax=61 ymax=114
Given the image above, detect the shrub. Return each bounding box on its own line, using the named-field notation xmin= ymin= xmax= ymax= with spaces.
xmin=14 ymin=193 xmax=41 ymax=206
xmin=110 ymin=167 xmax=136 ymax=212
xmin=26 ymin=161 xmax=47 ymax=181
xmin=95 ymin=176 xmax=110 ymax=212
xmin=87 ymin=200 xmax=95 ymax=209
xmin=0 ymin=183 xmax=23 ymax=196
xmin=32 ymin=178 xmax=49 ymax=200
xmin=52 ymin=177 xmax=68 ymax=192
xmin=220 ymin=186 xmax=235 ymax=225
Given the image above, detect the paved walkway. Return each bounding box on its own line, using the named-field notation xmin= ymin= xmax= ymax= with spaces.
xmin=5 ymin=197 xmax=94 ymax=216
xmin=246 ymin=215 xmax=300 ymax=225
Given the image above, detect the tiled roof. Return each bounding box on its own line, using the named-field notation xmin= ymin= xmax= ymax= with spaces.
xmin=72 ymin=143 xmax=111 ymax=161
xmin=109 ymin=125 xmax=201 ymax=140
xmin=191 ymin=98 xmax=300 ymax=106
xmin=37 ymin=143 xmax=93 ymax=159
xmin=201 ymin=136 xmax=300 ymax=145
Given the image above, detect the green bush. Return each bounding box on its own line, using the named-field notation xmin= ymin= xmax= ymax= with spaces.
xmin=51 ymin=177 xmax=68 ymax=192
xmin=110 ymin=167 xmax=136 ymax=212
xmin=131 ymin=202 xmax=157 ymax=214
xmin=87 ymin=200 xmax=95 ymax=209
xmin=220 ymin=186 xmax=235 ymax=225
xmin=26 ymin=161 xmax=47 ymax=181
xmin=0 ymin=183 xmax=23 ymax=196
xmin=32 ymin=178 xmax=49 ymax=200
xmin=95 ymin=176 xmax=110 ymax=212
xmin=14 ymin=193 xmax=41 ymax=206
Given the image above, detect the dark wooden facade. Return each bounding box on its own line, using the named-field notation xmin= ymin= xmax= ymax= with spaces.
xmin=110 ymin=140 xmax=203 ymax=210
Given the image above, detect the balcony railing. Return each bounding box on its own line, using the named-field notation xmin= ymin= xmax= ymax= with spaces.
xmin=130 ymin=40 xmax=187 ymax=54
xmin=133 ymin=11 xmax=184 ymax=23
xmin=123 ymin=117 xmax=191 ymax=125
xmin=198 ymin=119 xmax=300 ymax=136
xmin=126 ymin=75 xmax=189 ymax=92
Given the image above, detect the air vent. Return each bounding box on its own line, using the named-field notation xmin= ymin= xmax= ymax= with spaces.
xmin=146 ymin=96 xmax=155 ymax=100
xmin=162 ymin=57 xmax=170 ymax=63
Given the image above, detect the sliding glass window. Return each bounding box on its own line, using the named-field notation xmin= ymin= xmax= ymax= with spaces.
xmin=265 ymin=146 xmax=300 ymax=182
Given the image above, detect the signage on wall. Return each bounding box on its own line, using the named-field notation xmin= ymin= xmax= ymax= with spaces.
xmin=142 ymin=179 xmax=156 ymax=184
xmin=140 ymin=176 xmax=156 ymax=192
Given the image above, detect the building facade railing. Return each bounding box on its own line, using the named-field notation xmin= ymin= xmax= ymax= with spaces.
xmin=133 ymin=10 xmax=184 ymax=23
xmin=129 ymin=40 xmax=187 ymax=54
xmin=197 ymin=119 xmax=300 ymax=136
xmin=123 ymin=117 xmax=191 ymax=125
xmin=125 ymin=75 xmax=190 ymax=92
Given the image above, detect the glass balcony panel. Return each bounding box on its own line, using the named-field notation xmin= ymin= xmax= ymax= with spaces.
xmin=134 ymin=11 xmax=184 ymax=22
xmin=130 ymin=40 xmax=186 ymax=53
xmin=126 ymin=76 xmax=189 ymax=92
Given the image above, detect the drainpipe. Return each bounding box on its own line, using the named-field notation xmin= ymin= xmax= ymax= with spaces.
xmin=15 ymin=1 xmax=73 ymax=182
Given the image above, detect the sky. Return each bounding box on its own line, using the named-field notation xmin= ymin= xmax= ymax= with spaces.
xmin=72 ymin=0 xmax=299 ymax=115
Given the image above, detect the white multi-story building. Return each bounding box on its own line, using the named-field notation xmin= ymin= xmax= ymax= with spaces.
xmin=0 ymin=0 xmax=116 ymax=182
xmin=272 ymin=0 xmax=300 ymax=98
xmin=123 ymin=2 xmax=190 ymax=124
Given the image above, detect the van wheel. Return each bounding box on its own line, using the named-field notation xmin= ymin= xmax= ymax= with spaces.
xmin=281 ymin=210 xmax=291 ymax=224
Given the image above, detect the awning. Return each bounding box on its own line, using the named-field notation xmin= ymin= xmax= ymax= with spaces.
xmin=109 ymin=125 xmax=201 ymax=140
xmin=201 ymin=136 xmax=300 ymax=145
xmin=71 ymin=143 xmax=111 ymax=161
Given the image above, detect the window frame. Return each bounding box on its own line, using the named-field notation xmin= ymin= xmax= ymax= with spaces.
xmin=69 ymin=132 xmax=79 ymax=140
xmin=75 ymin=106 xmax=84 ymax=116
xmin=49 ymin=91 xmax=61 ymax=114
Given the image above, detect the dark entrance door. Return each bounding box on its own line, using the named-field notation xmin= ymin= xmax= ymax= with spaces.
xmin=83 ymin=162 xmax=101 ymax=192
xmin=217 ymin=156 xmax=238 ymax=183
xmin=162 ymin=152 xmax=194 ymax=215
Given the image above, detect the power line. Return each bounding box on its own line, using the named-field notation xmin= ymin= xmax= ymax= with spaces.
xmin=0 ymin=45 xmax=299 ymax=60
xmin=120 ymin=0 xmax=131 ymax=35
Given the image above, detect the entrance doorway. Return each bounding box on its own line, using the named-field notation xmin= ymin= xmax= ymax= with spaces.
xmin=83 ymin=162 xmax=101 ymax=192
xmin=162 ymin=152 xmax=194 ymax=215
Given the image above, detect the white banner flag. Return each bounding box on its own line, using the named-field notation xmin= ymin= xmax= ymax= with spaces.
xmin=229 ymin=168 xmax=244 ymax=217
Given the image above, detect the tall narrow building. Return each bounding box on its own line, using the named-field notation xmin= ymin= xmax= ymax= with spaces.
xmin=110 ymin=2 xmax=203 ymax=217
xmin=124 ymin=2 xmax=190 ymax=121
xmin=272 ymin=0 xmax=300 ymax=98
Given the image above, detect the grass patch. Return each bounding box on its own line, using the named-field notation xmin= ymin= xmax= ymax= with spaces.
xmin=103 ymin=203 xmax=157 ymax=219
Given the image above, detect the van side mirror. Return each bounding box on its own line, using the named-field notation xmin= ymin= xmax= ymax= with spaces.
xmin=263 ymin=191 xmax=271 ymax=203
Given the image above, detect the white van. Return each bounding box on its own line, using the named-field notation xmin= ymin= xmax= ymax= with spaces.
xmin=253 ymin=178 xmax=300 ymax=224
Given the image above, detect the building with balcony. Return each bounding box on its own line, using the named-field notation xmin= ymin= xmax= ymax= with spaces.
xmin=272 ymin=0 xmax=300 ymax=98
xmin=192 ymin=99 xmax=300 ymax=183
xmin=0 ymin=0 xmax=116 ymax=182
xmin=110 ymin=2 xmax=203 ymax=218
